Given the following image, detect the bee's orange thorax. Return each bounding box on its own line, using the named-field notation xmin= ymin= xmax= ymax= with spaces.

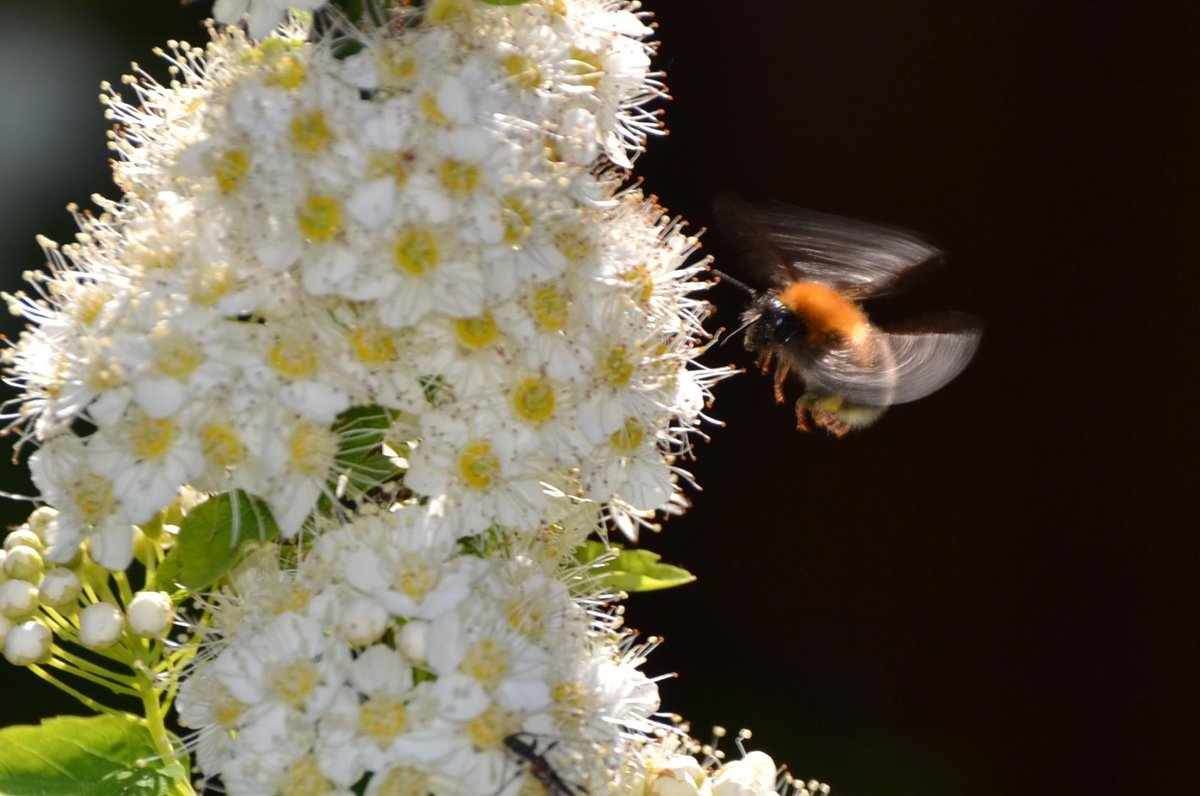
xmin=778 ymin=281 xmax=870 ymax=345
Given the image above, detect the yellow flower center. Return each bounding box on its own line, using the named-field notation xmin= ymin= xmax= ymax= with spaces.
xmin=463 ymin=639 xmax=509 ymax=689
xmin=289 ymin=420 xmax=337 ymax=476
xmin=394 ymin=553 xmax=435 ymax=598
xmin=600 ymin=346 xmax=635 ymax=387
xmin=393 ymin=228 xmax=439 ymax=276
xmin=202 ymin=423 xmax=245 ymax=468
xmin=568 ymin=48 xmax=604 ymax=87
xmin=381 ymin=44 xmax=418 ymax=86
xmin=265 ymin=53 xmax=306 ymax=90
xmin=419 ymin=93 xmax=448 ymax=124
xmin=424 ymin=0 xmax=472 ymax=26
xmin=622 ymin=264 xmax=655 ymax=305
xmin=289 ymin=110 xmax=331 ymax=153
xmin=269 ymin=334 xmax=319 ymax=380
xmin=510 ymin=376 xmax=556 ymax=424
xmin=297 ymin=195 xmax=342 ymax=241
xmin=371 ymin=767 xmax=431 ymax=796
xmin=529 ymin=284 xmax=570 ymax=331
xmin=352 ymin=325 xmax=397 ymax=365
xmin=212 ymin=683 xmax=246 ymax=726
xmin=504 ymin=54 xmax=542 ymax=89
xmin=72 ymin=286 xmax=111 ymax=326
xmin=269 ymin=659 xmax=319 ymax=709
xmin=131 ymin=413 xmax=175 ymax=461
xmin=610 ymin=417 xmax=644 ymax=452
xmin=84 ymin=358 xmax=124 ymax=393
xmin=152 ymin=328 xmax=203 ymax=379
xmin=454 ymin=312 xmax=496 ymax=348
xmin=554 ymin=228 xmax=592 ymax=263
xmin=190 ymin=264 xmax=231 ymax=306
xmin=70 ymin=474 xmax=114 ymax=526
xmin=359 ymin=695 xmax=408 ymax=743
xmin=213 ymin=149 xmax=249 ymax=193
xmin=465 ymin=704 xmax=509 ymax=751
xmin=279 ymin=758 xmax=328 ymax=796
xmin=438 ymin=159 xmax=479 ymax=194
xmin=458 ymin=440 xmax=499 ymax=489
xmin=500 ymin=195 xmax=533 ymax=243
xmin=369 ymin=150 xmax=413 ymax=186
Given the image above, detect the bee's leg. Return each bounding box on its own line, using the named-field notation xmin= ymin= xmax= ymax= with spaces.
xmin=810 ymin=406 xmax=851 ymax=437
xmin=794 ymin=400 xmax=811 ymax=432
xmin=756 ymin=350 xmax=774 ymax=375
xmin=772 ymin=361 xmax=790 ymax=404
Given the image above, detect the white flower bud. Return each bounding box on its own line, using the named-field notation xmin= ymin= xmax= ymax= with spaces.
xmin=4 ymin=620 xmax=51 ymax=665
xmin=4 ymin=529 xmax=43 ymax=553
xmin=79 ymin=602 xmax=124 ymax=649
xmin=4 ymin=545 xmax=44 ymax=582
xmin=649 ymin=755 xmax=709 ymax=796
xmin=397 ymin=618 xmax=428 ymax=664
xmin=0 ymin=579 xmax=39 ymax=618
xmin=38 ymin=568 xmax=82 ymax=610
xmin=337 ymin=596 xmax=387 ymax=646
xmin=651 ymin=776 xmax=706 ymax=796
xmin=127 ymin=591 xmax=173 ymax=639
xmin=26 ymin=507 xmax=57 ymax=538
xmin=712 ymin=752 xmax=778 ymax=796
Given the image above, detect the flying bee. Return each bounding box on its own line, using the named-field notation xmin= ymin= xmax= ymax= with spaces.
xmin=712 ymin=193 xmax=981 ymax=436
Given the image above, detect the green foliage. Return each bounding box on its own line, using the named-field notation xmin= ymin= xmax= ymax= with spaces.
xmin=0 ymin=715 xmax=188 ymax=796
xmin=159 ymin=491 xmax=280 ymax=591
xmin=333 ymin=405 xmax=405 ymax=498
xmin=575 ymin=540 xmax=696 ymax=592
xmin=478 ymin=0 xmax=535 ymax=5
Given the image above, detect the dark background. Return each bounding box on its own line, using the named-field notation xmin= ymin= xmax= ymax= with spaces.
xmin=1 ymin=2 xmax=1196 ymax=794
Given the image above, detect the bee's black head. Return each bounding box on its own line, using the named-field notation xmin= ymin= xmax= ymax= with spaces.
xmin=742 ymin=293 xmax=805 ymax=353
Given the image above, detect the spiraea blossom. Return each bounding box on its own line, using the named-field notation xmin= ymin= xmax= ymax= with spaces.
xmin=0 ymin=2 xmax=821 ymax=794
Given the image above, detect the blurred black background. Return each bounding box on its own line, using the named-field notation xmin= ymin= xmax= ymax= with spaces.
xmin=0 ymin=2 xmax=1196 ymax=794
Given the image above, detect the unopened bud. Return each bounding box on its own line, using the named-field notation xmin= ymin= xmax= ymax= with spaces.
xmin=397 ymin=618 xmax=428 ymax=664
xmin=4 ymin=620 xmax=51 ymax=665
xmin=4 ymin=529 xmax=43 ymax=553
xmin=127 ymin=591 xmax=172 ymax=639
xmin=0 ymin=579 xmax=39 ymax=618
xmin=337 ymin=596 xmax=388 ymax=646
xmin=38 ymin=568 xmax=82 ymax=610
xmin=4 ymin=545 xmax=44 ymax=582
xmin=79 ymin=602 xmax=124 ymax=649
xmin=26 ymin=507 xmax=58 ymax=538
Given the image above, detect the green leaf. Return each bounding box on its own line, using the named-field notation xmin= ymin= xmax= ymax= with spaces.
xmin=0 ymin=714 xmax=189 ymax=796
xmin=575 ymin=541 xmax=696 ymax=592
xmin=333 ymin=405 xmax=405 ymax=498
xmin=159 ymin=491 xmax=279 ymax=591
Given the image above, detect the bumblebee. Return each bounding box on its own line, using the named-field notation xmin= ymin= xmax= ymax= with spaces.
xmin=712 ymin=193 xmax=981 ymax=436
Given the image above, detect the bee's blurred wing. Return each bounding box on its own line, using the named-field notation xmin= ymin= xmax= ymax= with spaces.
xmin=712 ymin=192 xmax=944 ymax=297
xmin=807 ymin=313 xmax=982 ymax=405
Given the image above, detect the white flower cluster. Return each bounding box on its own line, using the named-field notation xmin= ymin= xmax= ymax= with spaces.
xmin=0 ymin=1 xmax=817 ymax=794
xmin=3 ymin=0 xmax=718 ymax=574
xmin=178 ymin=505 xmax=664 ymax=794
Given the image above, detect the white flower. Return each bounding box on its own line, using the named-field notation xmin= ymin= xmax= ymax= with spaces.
xmin=214 ymin=0 xmax=329 ymax=39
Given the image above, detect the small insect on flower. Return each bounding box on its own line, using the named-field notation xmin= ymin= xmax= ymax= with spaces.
xmin=712 ymin=193 xmax=981 ymax=436
xmin=502 ymin=733 xmax=587 ymax=796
